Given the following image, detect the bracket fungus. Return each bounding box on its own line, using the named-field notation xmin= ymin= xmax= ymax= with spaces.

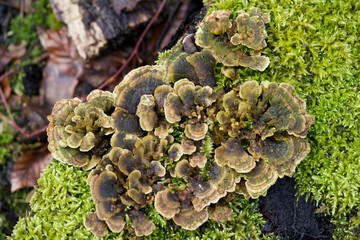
xmin=45 ymin=6 xmax=315 ymax=238
xmin=47 ymin=90 xmax=114 ymax=169
xmin=195 ymin=9 xmax=270 ymax=71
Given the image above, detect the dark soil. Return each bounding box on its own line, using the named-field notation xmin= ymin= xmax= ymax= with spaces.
xmin=259 ymin=177 xmax=335 ymax=240
xmin=23 ymin=64 xmax=43 ymax=96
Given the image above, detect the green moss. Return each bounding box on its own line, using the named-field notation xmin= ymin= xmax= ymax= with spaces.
xmin=8 ymin=0 xmax=64 ymax=45
xmin=211 ymin=0 xmax=360 ymax=238
xmin=9 ymin=160 xmax=95 ymax=240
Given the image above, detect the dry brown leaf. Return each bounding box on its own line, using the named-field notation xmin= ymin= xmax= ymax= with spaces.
xmin=11 ymin=145 xmax=52 ymax=192
xmin=0 ymin=76 xmax=11 ymax=100
xmin=7 ymin=40 xmax=27 ymax=59
xmin=0 ymin=48 xmax=13 ymax=72
xmin=42 ymin=62 xmax=78 ymax=106
xmin=39 ymin=27 xmax=125 ymax=104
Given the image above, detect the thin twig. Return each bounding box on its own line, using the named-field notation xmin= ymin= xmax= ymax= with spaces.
xmin=0 ymin=53 xmax=49 ymax=138
xmin=98 ymin=0 xmax=167 ymax=90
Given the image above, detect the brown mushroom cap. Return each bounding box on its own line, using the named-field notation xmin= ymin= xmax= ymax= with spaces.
xmin=117 ymin=149 xmax=150 ymax=176
xmin=136 ymin=94 xmax=158 ymax=131
xmin=180 ymin=138 xmax=197 ymax=155
xmin=189 ymin=152 xmax=207 ymax=169
xmin=160 ymin=45 xmax=200 ymax=83
xmin=128 ymin=170 xmax=152 ymax=194
xmin=173 ymin=79 xmax=196 ymax=109
xmin=230 ymin=9 xmax=269 ymax=50
xmin=242 ymin=159 xmax=279 ymax=198
xmin=154 ymin=85 xmax=174 ymax=110
xmin=154 ymin=188 xmax=181 ymax=218
xmin=185 ymin=122 xmax=208 ymax=141
xmin=186 ymin=50 xmax=217 ymax=87
xmin=173 ymin=203 xmax=208 ymax=230
xmin=128 ymin=209 xmax=155 ymax=236
xmin=84 ymin=212 xmax=109 ymax=238
xmin=209 ymin=205 xmax=233 ymax=223
xmin=168 ymin=143 xmax=183 ymax=162
xmin=194 ymin=85 xmax=215 ymax=107
xmin=191 ymin=163 xmax=240 ymax=212
xmin=113 ymin=66 xmax=167 ymax=114
xmin=253 ymin=82 xmax=315 ymax=139
xmin=175 ymin=159 xmax=191 ymax=178
xmin=205 ymin=10 xmax=232 ymax=35
xmin=154 ymin=121 xmax=173 ymax=139
xmin=239 ymin=80 xmax=262 ymax=109
xmin=214 ymin=138 xmax=256 ymax=173
xmin=164 ymin=92 xmax=184 ymax=123
xmin=249 ymin=133 xmax=310 ymax=178
xmin=151 ymin=161 xmax=166 ymax=177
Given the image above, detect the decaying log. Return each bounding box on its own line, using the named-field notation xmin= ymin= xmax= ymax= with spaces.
xmin=49 ymin=0 xmax=163 ymax=60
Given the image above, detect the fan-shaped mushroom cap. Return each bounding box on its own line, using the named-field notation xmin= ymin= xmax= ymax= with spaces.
xmin=186 ymin=50 xmax=217 ymax=87
xmin=136 ymin=95 xmax=158 ymax=131
xmin=173 ymin=204 xmax=208 ymax=230
xmin=230 ymin=8 xmax=270 ymax=50
xmin=175 ymin=159 xmax=191 ymax=178
xmin=242 ymin=159 xmax=279 ymax=198
xmin=113 ymin=66 xmax=167 ymax=114
xmin=84 ymin=212 xmax=108 ymax=238
xmin=209 ymin=205 xmax=233 ymax=223
xmin=154 ymin=121 xmax=173 ymax=139
xmin=249 ymin=134 xmax=310 ymax=177
xmin=174 ymin=79 xmax=196 ymax=108
xmin=255 ymin=82 xmax=315 ymax=138
xmin=223 ymin=90 xmax=240 ymax=113
xmin=215 ymin=138 xmax=256 ymax=173
xmin=106 ymin=212 xmax=126 ymax=233
xmin=128 ymin=170 xmax=152 ymax=194
xmin=168 ymin=143 xmax=183 ymax=162
xmin=150 ymin=161 xmax=166 ymax=177
xmin=82 ymin=155 xmax=102 ymax=171
xmin=185 ymin=122 xmax=208 ymax=141
xmin=239 ymin=80 xmax=262 ymax=108
xmin=164 ymin=92 xmax=184 ymax=123
xmin=154 ymin=85 xmax=174 ymax=113
xmin=160 ymin=45 xmax=200 ymax=83
xmin=205 ymin=10 xmax=232 ymax=35
xmin=194 ymin=85 xmax=215 ymax=107
xmin=86 ymin=89 xmax=115 ymax=113
xmin=118 ymin=149 xmax=150 ymax=176
xmin=154 ymin=188 xmax=181 ymax=218
xmin=190 ymin=163 xmax=239 ymax=212
xmin=128 ymin=209 xmax=155 ymax=236
xmin=189 ymin=152 xmax=207 ymax=168
xmin=180 ymin=138 xmax=197 ymax=155
xmin=112 ymin=108 xmax=143 ymax=135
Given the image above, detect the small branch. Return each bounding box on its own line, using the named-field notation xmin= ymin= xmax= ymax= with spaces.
xmin=98 ymin=0 xmax=167 ymax=90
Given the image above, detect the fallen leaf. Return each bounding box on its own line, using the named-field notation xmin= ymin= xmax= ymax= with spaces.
xmin=7 ymin=40 xmax=27 ymax=59
xmin=0 ymin=76 xmax=11 ymax=100
xmin=11 ymin=145 xmax=51 ymax=192
xmin=42 ymin=62 xmax=78 ymax=106
xmin=0 ymin=48 xmax=13 ymax=72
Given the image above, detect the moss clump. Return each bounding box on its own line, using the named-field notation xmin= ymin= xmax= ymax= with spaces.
xmin=8 ymin=0 xmax=63 ymax=45
xmin=9 ymin=160 xmax=95 ymax=239
xmin=211 ymin=0 xmax=360 ymax=238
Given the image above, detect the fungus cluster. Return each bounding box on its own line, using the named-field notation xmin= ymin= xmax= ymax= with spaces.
xmin=46 ymin=9 xmax=314 ymax=238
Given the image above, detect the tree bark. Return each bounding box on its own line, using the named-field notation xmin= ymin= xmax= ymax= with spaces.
xmin=49 ymin=0 xmax=162 ymax=60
